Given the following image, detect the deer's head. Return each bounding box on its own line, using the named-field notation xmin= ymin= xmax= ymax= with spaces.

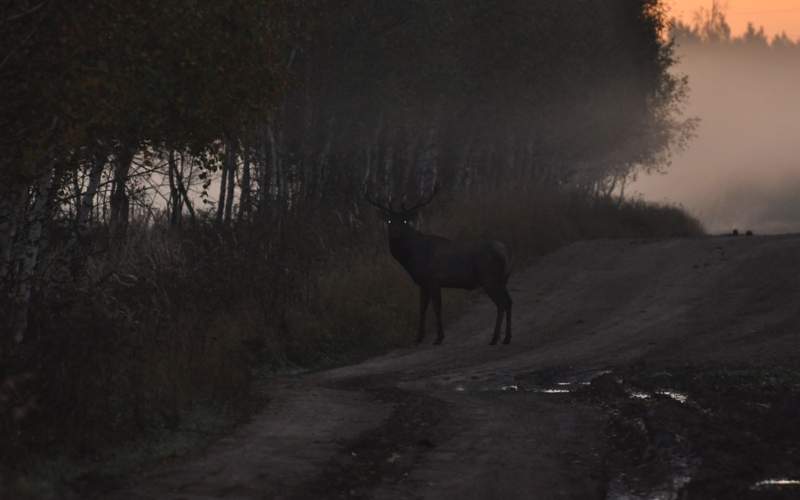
xmin=364 ymin=185 xmax=439 ymax=239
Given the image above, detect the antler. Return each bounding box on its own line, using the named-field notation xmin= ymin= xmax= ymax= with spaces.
xmin=363 ymin=189 xmax=391 ymax=213
xmin=403 ymin=184 xmax=440 ymax=212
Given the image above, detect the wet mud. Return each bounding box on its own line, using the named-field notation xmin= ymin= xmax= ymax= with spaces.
xmin=583 ymin=365 xmax=800 ymax=499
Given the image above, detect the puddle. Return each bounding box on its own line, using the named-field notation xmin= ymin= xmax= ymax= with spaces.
xmin=449 ymin=369 xmax=690 ymax=406
xmin=620 ymin=389 xmax=689 ymax=403
xmin=450 ymin=380 xmax=573 ymax=394
xmin=447 ymin=367 xmax=594 ymax=394
xmin=494 ymin=367 xmax=614 ymax=395
xmin=655 ymin=390 xmax=688 ymax=404
xmin=751 ymin=478 xmax=800 ymax=490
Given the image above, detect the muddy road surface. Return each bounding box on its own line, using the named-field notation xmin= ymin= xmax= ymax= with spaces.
xmin=112 ymin=235 xmax=800 ymax=499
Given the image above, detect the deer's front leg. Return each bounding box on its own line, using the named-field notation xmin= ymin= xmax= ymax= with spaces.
xmin=417 ymin=287 xmax=430 ymax=344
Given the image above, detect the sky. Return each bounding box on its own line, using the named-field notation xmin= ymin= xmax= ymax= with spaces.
xmin=670 ymin=0 xmax=800 ymax=39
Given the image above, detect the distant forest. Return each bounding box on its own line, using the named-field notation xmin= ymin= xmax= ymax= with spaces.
xmin=671 ymin=2 xmax=800 ymax=49
xmin=0 ymin=0 xmax=703 ymax=476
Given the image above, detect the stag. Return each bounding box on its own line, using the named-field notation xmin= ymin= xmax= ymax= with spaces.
xmin=365 ymin=187 xmax=512 ymax=345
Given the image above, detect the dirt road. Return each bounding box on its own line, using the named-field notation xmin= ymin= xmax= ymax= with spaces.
xmin=112 ymin=235 xmax=800 ymax=499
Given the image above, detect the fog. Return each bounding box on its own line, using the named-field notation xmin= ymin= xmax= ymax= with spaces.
xmin=633 ymin=40 xmax=800 ymax=234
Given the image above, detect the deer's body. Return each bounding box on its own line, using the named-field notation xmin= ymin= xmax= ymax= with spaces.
xmin=390 ymin=233 xmax=510 ymax=290
xmin=367 ymin=187 xmax=513 ymax=345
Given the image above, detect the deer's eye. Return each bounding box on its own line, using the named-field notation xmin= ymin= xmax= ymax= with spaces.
xmin=387 ymin=220 xmax=392 ymax=224
xmin=403 ymin=220 xmax=408 ymax=224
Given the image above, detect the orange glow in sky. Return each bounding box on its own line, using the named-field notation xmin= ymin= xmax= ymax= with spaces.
xmin=670 ymin=0 xmax=800 ymax=39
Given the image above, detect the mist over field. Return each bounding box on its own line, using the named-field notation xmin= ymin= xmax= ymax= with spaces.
xmin=633 ymin=24 xmax=800 ymax=234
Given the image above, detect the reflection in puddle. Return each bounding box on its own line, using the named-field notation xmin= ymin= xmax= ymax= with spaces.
xmin=451 ymin=382 xmax=575 ymax=394
xmin=629 ymin=391 xmax=651 ymax=400
xmin=656 ymin=390 xmax=688 ymax=404
xmin=537 ymin=388 xmax=571 ymax=394
xmin=752 ymin=478 xmax=800 ymax=489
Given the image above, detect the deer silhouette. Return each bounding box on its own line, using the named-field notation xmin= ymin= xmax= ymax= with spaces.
xmin=365 ymin=186 xmax=513 ymax=345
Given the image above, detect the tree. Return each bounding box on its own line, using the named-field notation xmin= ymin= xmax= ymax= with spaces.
xmin=0 ymin=0 xmax=288 ymax=348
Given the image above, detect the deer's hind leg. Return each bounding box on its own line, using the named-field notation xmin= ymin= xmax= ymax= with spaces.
xmin=417 ymin=287 xmax=430 ymax=344
xmin=431 ymin=286 xmax=444 ymax=345
xmin=502 ymin=288 xmax=512 ymax=344
xmin=486 ymin=287 xmax=512 ymax=345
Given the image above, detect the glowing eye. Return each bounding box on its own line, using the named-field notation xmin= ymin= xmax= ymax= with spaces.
xmin=387 ymin=220 xmax=391 ymax=224
xmin=403 ymin=220 xmax=408 ymax=224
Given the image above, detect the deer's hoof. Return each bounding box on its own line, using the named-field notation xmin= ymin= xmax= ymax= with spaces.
xmin=489 ymin=338 xmax=499 ymax=346
xmin=433 ymin=338 xmax=443 ymax=345
xmin=502 ymin=337 xmax=511 ymax=345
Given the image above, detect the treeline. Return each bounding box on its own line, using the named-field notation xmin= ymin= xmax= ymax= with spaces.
xmin=0 ymin=0 xmax=700 ymax=484
xmin=670 ymin=2 xmax=800 ymax=50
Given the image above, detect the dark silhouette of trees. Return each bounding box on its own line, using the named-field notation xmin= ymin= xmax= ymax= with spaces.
xmin=1 ymin=0 xmax=287 ymax=345
xmin=669 ymin=1 xmax=799 ymax=51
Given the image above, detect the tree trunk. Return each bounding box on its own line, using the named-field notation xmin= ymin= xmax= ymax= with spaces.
xmin=110 ymin=147 xmax=134 ymax=241
xmin=238 ymin=145 xmax=251 ymax=221
xmin=224 ymin=138 xmax=236 ymax=223
xmin=0 ymin=183 xmax=27 ymax=283
xmin=382 ymin=144 xmax=394 ymax=203
xmin=616 ymin=174 xmax=628 ymax=206
xmin=9 ymin=168 xmax=54 ymax=345
xmin=67 ymin=153 xmax=106 ymax=276
xmin=174 ymin=153 xmax=196 ymax=224
xmin=167 ymin=150 xmax=181 ymax=226
xmin=256 ymin=125 xmax=271 ymax=214
xmin=77 ymin=153 xmax=106 ymax=231
xmin=267 ymin=123 xmax=287 ymax=213
xmin=216 ymin=149 xmax=228 ymax=224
